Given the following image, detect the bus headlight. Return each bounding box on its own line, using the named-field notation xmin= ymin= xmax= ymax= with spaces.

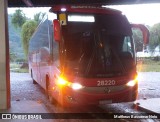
xmin=71 ymin=83 xmax=83 ymax=90
xmin=58 ymin=77 xmax=69 ymax=85
xmin=126 ymin=74 xmax=138 ymax=87
xmin=57 ymin=76 xmax=83 ymax=90
xmin=126 ymin=79 xmax=137 ymax=87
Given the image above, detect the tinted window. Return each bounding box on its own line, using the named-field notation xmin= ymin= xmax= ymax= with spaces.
xmin=29 ymin=17 xmax=50 ymax=52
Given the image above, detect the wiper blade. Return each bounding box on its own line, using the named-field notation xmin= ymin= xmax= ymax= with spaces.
xmin=111 ymin=47 xmax=126 ymax=74
xmin=85 ymin=34 xmax=97 ymax=75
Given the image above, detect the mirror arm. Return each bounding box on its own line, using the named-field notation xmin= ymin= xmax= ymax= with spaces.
xmin=131 ymin=24 xmax=150 ymax=51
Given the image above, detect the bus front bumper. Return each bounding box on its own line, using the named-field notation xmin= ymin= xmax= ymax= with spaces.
xmin=61 ymin=84 xmax=138 ymax=106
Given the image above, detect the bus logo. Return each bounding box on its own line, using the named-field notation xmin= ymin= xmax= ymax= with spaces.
xmin=104 ymin=87 xmax=111 ymax=93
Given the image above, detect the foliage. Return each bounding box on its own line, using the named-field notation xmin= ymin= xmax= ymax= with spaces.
xmin=10 ymin=51 xmax=17 ymax=62
xmin=10 ymin=10 xmax=45 ymax=61
xmin=10 ymin=63 xmax=29 ymax=73
xmin=149 ymin=23 xmax=160 ymax=52
xmin=11 ymin=9 xmax=27 ymax=29
xmin=137 ymin=59 xmax=160 ymax=72
xmin=21 ymin=20 xmax=38 ymax=59
xmin=21 ymin=12 xmax=46 ymax=60
xmin=151 ymin=23 xmax=160 ymax=34
xmin=132 ymin=23 xmax=160 ymax=53
xmin=12 ymin=68 xmax=29 ymax=73
xmin=16 ymin=58 xmax=26 ymax=62
xmin=10 ymin=63 xmax=20 ymax=69
xmin=34 ymin=12 xmax=46 ymax=24
xmin=8 ymin=15 xmax=24 ymax=60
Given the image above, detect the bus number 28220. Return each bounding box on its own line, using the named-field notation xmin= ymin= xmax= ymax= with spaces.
xmin=97 ymin=80 xmax=115 ymax=86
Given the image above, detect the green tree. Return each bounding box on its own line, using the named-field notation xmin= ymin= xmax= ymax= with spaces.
xmin=21 ymin=20 xmax=37 ymax=59
xmin=10 ymin=49 xmax=17 ymax=62
xmin=11 ymin=9 xmax=26 ymax=29
xmin=34 ymin=12 xmax=46 ymax=24
xmin=149 ymin=23 xmax=160 ymax=53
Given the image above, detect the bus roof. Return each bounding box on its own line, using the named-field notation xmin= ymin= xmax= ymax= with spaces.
xmin=50 ymin=5 xmax=122 ymax=15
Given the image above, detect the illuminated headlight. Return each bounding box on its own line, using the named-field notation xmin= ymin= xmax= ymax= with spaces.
xmin=58 ymin=77 xmax=68 ymax=85
xmin=57 ymin=76 xmax=83 ymax=90
xmin=71 ymin=83 xmax=83 ymax=90
xmin=126 ymin=80 xmax=137 ymax=87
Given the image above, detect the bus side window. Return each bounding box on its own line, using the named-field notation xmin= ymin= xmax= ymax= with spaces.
xmin=40 ymin=47 xmax=50 ymax=62
xmin=52 ymin=35 xmax=60 ymax=68
xmin=122 ymin=36 xmax=133 ymax=57
xmin=49 ymin=20 xmax=60 ymax=68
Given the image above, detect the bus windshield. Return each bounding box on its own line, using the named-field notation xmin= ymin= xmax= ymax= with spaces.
xmin=62 ymin=14 xmax=135 ymax=78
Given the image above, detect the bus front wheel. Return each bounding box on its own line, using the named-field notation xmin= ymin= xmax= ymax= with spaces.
xmin=46 ymin=76 xmax=58 ymax=105
xmin=31 ymin=70 xmax=37 ymax=84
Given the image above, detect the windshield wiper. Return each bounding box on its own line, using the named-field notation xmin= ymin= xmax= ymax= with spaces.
xmin=84 ymin=34 xmax=97 ymax=75
xmin=111 ymin=47 xmax=127 ymax=74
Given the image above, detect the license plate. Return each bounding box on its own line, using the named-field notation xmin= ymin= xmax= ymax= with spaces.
xmin=99 ymin=100 xmax=112 ymax=105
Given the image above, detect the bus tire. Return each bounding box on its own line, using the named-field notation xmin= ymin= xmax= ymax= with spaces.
xmin=46 ymin=75 xmax=57 ymax=105
xmin=31 ymin=70 xmax=37 ymax=84
xmin=48 ymin=95 xmax=57 ymax=105
xmin=32 ymin=79 xmax=37 ymax=84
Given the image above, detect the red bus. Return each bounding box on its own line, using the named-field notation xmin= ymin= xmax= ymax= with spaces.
xmin=29 ymin=5 xmax=149 ymax=107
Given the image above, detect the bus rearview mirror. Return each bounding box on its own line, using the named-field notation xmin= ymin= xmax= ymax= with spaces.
xmin=131 ymin=24 xmax=149 ymax=49
xmin=53 ymin=19 xmax=61 ymax=42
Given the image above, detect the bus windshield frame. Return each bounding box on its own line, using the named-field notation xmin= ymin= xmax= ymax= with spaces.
xmin=60 ymin=13 xmax=136 ymax=78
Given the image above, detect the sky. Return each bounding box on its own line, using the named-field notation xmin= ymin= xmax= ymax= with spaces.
xmin=108 ymin=3 xmax=160 ymax=26
xmin=8 ymin=3 xmax=160 ymax=26
xmin=8 ymin=7 xmax=50 ymax=18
